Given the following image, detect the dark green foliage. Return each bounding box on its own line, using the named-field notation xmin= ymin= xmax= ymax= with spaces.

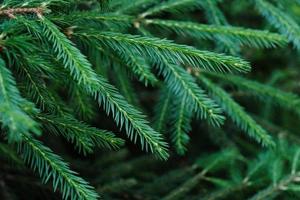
xmin=0 ymin=57 xmax=41 ymax=142
xmin=19 ymin=136 xmax=99 ymax=200
xmin=198 ymin=76 xmax=274 ymax=147
xmin=0 ymin=0 xmax=300 ymax=199
xmin=158 ymin=62 xmax=224 ymax=126
xmin=254 ymin=0 xmax=300 ymax=50
xmin=145 ymin=19 xmax=287 ymax=48
xmin=169 ymin=96 xmax=192 ymax=155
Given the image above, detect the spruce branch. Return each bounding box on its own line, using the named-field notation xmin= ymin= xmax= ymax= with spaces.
xmin=145 ymin=19 xmax=287 ymax=48
xmin=198 ymin=76 xmax=274 ymax=147
xmin=199 ymin=0 xmax=229 ymax=26
xmin=202 ymin=181 xmax=250 ymax=200
xmin=50 ymin=12 xmax=133 ymax=28
xmin=249 ymin=172 xmax=300 ymax=200
xmin=169 ymin=96 xmax=192 ymax=155
xmin=163 ymin=149 xmax=238 ymax=200
xmin=0 ymin=57 xmax=40 ymax=142
xmin=75 ymin=30 xmax=250 ymax=73
xmin=1 ymin=1 xmax=299 ymax=199
xmin=37 ymin=114 xmax=124 ymax=153
xmin=40 ymin=18 xmax=100 ymax=87
xmin=1 ymin=0 xmax=68 ymax=8
xmin=254 ymin=0 xmax=300 ymax=50
xmin=19 ymin=135 xmax=99 ymax=200
xmin=158 ymin=62 xmax=224 ymax=126
xmin=0 ymin=7 xmax=45 ymax=18
xmin=97 ymin=46 xmax=158 ymax=86
xmin=94 ymin=75 xmax=169 ymax=159
xmin=113 ymin=51 xmax=159 ymax=86
xmin=198 ymin=0 xmax=240 ymax=54
xmin=36 ymin=18 xmax=168 ymax=159
xmin=205 ymin=72 xmax=300 ymax=116
xmin=17 ymin=62 xmax=60 ymax=112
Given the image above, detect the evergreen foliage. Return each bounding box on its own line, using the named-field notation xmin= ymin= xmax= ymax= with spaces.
xmin=0 ymin=0 xmax=299 ymax=199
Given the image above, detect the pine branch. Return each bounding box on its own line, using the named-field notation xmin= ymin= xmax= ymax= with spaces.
xmin=40 ymin=114 xmax=93 ymax=154
xmin=202 ymin=181 xmax=249 ymax=200
xmin=163 ymin=149 xmax=238 ymax=200
xmin=0 ymin=7 xmax=45 ymax=18
xmin=0 ymin=57 xmax=40 ymax=142
xmin=199 ymin=0 xmax=240 ymax=54
xmin=50 ymin=12 xmax=133 ymax=28
xmin=1 ymin=2 xmax=299 ymax=199
xmin=198 ymin=76 xmax=274 ymax=147
xmin=113 ymin=51 xmax=158 ymax=86
xmin=36 ymin=18 xmax=168 ymax=159
xmin=19 ymin=135 xmax=99 ymax=200
xmin=17 ymin=61 xmax=59 ymax=112
xmin=40 ymin=18 xmax=100 ymax=87
xmin=94 ymin=75 xmax=169 ymax=159
xmin=170 ymin=96 xmax=192 ymax=155
xmin=164 ymin=173 xmax=208 ymax=200
xmin=205 ymin=72 xmax=300 ymax=116
xmin=199 ymin=0 xmax=229 ymax=26
xmin=1 ymin=33 xmax=38 ymax=67
xmin=75 ymin=30 xmax=251 ymax=73
xmin=37 ymin=114 xmax=124 ymax=153
xmin=196 ymin=148 xmax=240 ymax=174
xmin=249 ymin=172 xmax=300 ymax=200
xmin=158 ymin=63 xmax=224 ymax=126
xmin=145 ymin=19 xmax=287 ymax=48
xmin=1 ymin=0 xmax=68 ymax=8
xmin=254 ymin=0 xmax=300 ymax=50
xmin=97 ymin=46 xmax=158 ymax=86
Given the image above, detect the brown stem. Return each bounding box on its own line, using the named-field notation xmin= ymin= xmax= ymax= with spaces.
xmin=0 ymin=7 xmax=45 ymax=18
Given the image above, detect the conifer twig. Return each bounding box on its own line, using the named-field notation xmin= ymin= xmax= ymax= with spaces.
xmin=249 ymin=172 xmax=300 ymax=200
xmin=0 ymin=7 xmax=45 ymax=18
